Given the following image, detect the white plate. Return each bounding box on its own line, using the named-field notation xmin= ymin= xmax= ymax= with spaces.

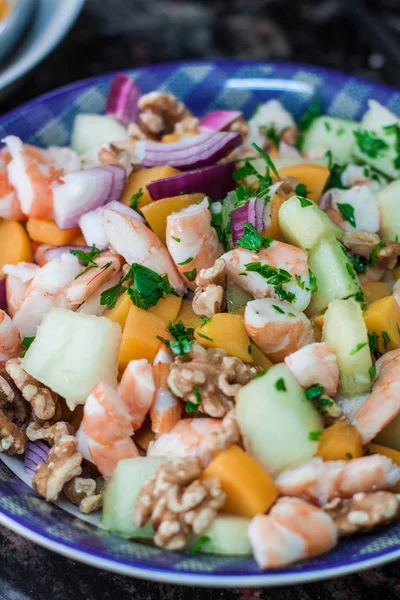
xmin=0 ymin=0 xmax=85 ymax=94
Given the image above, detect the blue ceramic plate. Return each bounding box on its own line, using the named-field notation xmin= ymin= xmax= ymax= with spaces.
xmin=1 ymin=60 xmax=400 ymax=587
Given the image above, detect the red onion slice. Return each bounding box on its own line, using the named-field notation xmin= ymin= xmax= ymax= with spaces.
xmin=79 ymin=200 xmax=144 ymax=249
xmin=52 ymin=166 xmax=126 ymax=230
xmin=199 ymin=110 xmax=242 ymax=132
xmin=142 ymin=131 xmax=242 ymax=170
xmin=147 ymin=162 xmax=236 ymax=202
xmin=230 ymin=197 xmax=269 ymax=246
xmin=43 ymin=245 xmax=91 ymax=263
xmin=105 ymin=73 xmax=141 ymax=125
xmin=24 ymin=440 xmax=50 ymax=476
xmin=0 ymin=277 xmax=6 ymax=311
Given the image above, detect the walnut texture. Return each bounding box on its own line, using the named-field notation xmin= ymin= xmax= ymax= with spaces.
xmin=64 ymin=477 xmax=103 ymax=514
xmin=137 ymin=92 xmax=190 ymax=139
xmin=5 ymin=359 xmax=60 ymax=423
xmin=32 ymin=435 xmax=82 ymax=502
xmin=195 ymin=258 xmax=227 ymax=289
xmin=174 ymin=116 xmax=199 ymax=135
xmin=193 ymin=259 xmax=227 ymax=317
xmin=323 ymin=491 xmax=400 ymax=537
xmin=202 ymin=409 xmax=242 ymax=464
xmin=0 ymin=408 xmax=27 ymax=455
xmin=134 ymin=457 xmax=226 ymax=550
xmin=0 ymin=368 xmax=30 ymax=428
xmin=168 ymin=345 xmax=253 ymax=418
xmin=342 ymin=232 xmax=400 ymax=270
xmin=26 ymin=421 xmax=75 ymax=446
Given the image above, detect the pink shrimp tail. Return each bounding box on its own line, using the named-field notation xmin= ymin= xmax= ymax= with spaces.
xmin=119 ymin=359 xmax=156 ymax=430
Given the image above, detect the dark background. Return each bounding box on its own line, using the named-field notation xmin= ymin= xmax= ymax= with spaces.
xmin=2 ymin=0 xmax=400 ymax=598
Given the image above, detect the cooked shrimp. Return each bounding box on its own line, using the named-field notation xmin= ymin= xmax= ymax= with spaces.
xmin=244 ymin=298 xmax=314 ymax=362
xmin=248 ymin=497 xmax=337 ymax=569
xmin=275 ymin=455 xmax=400 ymax=505
xmin=119 ymin=359 xmax=156 ymax=430
xmin=147 ymin=417 xmax=223 ymax=464
xmin=222 ymin=243 xmax=311 ymax=312
xmin=150 ymin=344 xmax=182 ymax=434
xmin=322 ymin=186 xmax=380 ymax=233
xmin=33 ymin=243 xmax=52 ymax=267
xmin=284 ymin=342 xmax=339 ymax=396
xmin=66 ymin=252 xmax=123 ymax=306
xmin=0 ymin=162 xmax=24 ymax=220
xmin=340 ymin=164 xmax=386 ymax=192
xmin=353 ymin=349 xmax=400 ymax=443
xmin=82 ymin=382 xmax=139 ymax=478
xmin=0 ymin=310 xmax=21 ymax=365
xmin=102 ymin=209 xmax=186 ymax=295
xmin=246 ymin=100 xmax=296 ymax=152
xmin=2 ymin=262 xmax=40 ymax=316
xmin=12 ymin=253 xmax=81 ymax=337
xmin=166 ymin=198 xmax=224 ymax=290
xmin=3 ymin=136 xmax=61 ymax=220
xmin=77 ymin=271 xmax=121 ymax=316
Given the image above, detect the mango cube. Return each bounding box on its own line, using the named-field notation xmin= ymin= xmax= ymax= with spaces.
xmin=194 ymin=313 xmax=252 ymax=363
xmin=363 ymin=295 xmax=400 ymax=353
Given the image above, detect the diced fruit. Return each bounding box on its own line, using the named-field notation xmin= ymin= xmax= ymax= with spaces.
xmin=71 ymin=114 xmax=130 ymax=155
xmin=363 ymin=281 xmax=391 ymax=305
xmin=311 ymin=314 xmax=324 ymax=342
xmin=202 ymin=445 xmax=278 ymax=518
xmin=141 ymin=193 xmax=204 ymax=243
xmin=189 ymin=515 xmax=251 ymax=556
xmin=323 ymin=297 xmax=373 ymax=397
xmin=162 ymin=133 xmax=182 ymax=143
xmin=174 ymin=298 xmax=199 ymax=330
xmin=104 ymin=293 xmax=132 ymax=329
xmin=102 ymin=456 xmax=165 ymax=538
xmin=279 ymin=196 xmax=343 ymax=251
xmin=194 ymin=313 xmax=252 ymax=363
xmin=249 ymin=342 xmax=273 ymax=370
xmin=363 ymin=295 xmax=400 ymax=354
xmin=148 ymin=293 xmax=182 ymax=324
xmin=375 ymin=180 xmax=400 ymax=241
xmin=367 ymin=443 xmax=400 ymax=491
xmin=70 ymin=232 xmax=87 ymax=245
xmin=0 ymin=220 xmax=32 ymax=275
xmin=277 ymin=164 xmax=330 ymax=203
xmin=226 ymin=280 xmax=252 ymax=314
xmin=301 ymin=116 xmax=359 ymax=165
xmin=118 ymin=305 xmax=167 ymax=370
xmin=317 ymin=421 xmax=363 ymax=461
xmin=262 ymin=193 xmax=286 ymax=240
xmin=236 ymin=364 xmax=322 ymax=476
xmin=22 ymin=308 xmax=121 ymax=409
xmin=352 ymin=100 xmax=400 ymax=179
xmin=307 ymin=234 xmax=361 ymax=315
xmin=121 ymin=166 xmax=180 ymax=209
xmin=244 ymin=157 xmax=330 ymax=188
xmin=26 ymin=219 xmax=80 ymax=246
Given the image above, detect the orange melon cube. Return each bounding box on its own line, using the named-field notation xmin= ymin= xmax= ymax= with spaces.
xmin=121 ymin=166 xmax=180 ymax=209
xmin=141 ymin=193 xmax=204 ymax=243
xmin=317 ymin=421 xmax=363 ymax=461
xmin=118 ymin=305 xmax=167 ymax=370
xmin=363 ymin=295 xmax=400 ymax=353
xmin=194 ymin=313 xmax=252 ymax=363
xmin=0 ymin=220 xmax=32 ymax=274
xmin=202 ymin=445 xmax=278 ymax=517
xmin=174 ymin=299 xmax=199 ymax=330
xmin=148 ymin=293 xmax=182 ymax=324
xmin=278 ymin=163 xmax=330 ymax=203
xmin=104 ymin=292 xmax=132 ymax=329
xmin=26 ymin=219 xmax=80 ymax=246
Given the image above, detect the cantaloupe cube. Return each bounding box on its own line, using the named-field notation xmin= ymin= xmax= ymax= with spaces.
xmin=22 ymin=308 xmax=121 ymax=409
xmin=262 ymin=193 xmax=286 ymax=240
xmin=118 ymin=305 xmax=167 ymax=370
xmin=317 ymin=421 xmax=363 ymax=461
xmin=363 ymin=295 xmax=400 ymax=353
xmin=27 ymin=219 xmax=80 ymax=246
xmin=174 ymin=299 xmax=200 ymax=330
xmin=0 ymin=220 xmax=32 ymax=274
xmin=141 ymin=193 xmax=204 ymax=243
xmin=202 ymin=445 xmax=278 ymax=518
xmin=194 ymin=313 xmax=252 ymax=363
xmin=362 ymin=281 xmax=391 ymax=305
xmin=278 ymin=163 xmax=330 ymax=203
xmin=148 ymin=293 xmax=182 ymax=324
xmin=104 ymin=293 xmax=132 ymax=329
xmin=121 ymin=166 xmax=180 ymax=209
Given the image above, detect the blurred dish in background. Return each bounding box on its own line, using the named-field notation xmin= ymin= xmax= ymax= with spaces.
xmin=0 ymin=0 xmax=36 ymax=65
xmin=0 ymin=0 xmax=85 ymax=97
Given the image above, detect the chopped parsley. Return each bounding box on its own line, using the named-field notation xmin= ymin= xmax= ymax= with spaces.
xmin=70 ymin=244 xmax=103 ymax=279
xmin=275 ymin=377 xmax=286 ymax=392
xmin=368 ymin=331 xmax=382 ymax=360
xmin=130 ymin=188 xmax=143 ymax=211
xmin=308 ymin=269 xmax=318 ymax=293
xmin=350 ymin=342 xmax=368 ymax=355
xmin=298 ymin=196 xmax=313 ymax=208
xmin=345 ymin=452 xmax=353 ymax=460
xmin=369 ymin=241 xmax=386 ymax=267
xmin=337 ymin=203 xmax=356 ymax=228
xmin=295 ymin=183 xmax=308 ymax=197
xmin=234 ymin=183 xmax=254 ymax=207
xmin=254 ymin=368 xmax=269 ymax=379
xmin=295 ymin=275 xmax=305 ymax=290
xmin=171 ymin=236 xmax=181 ymax=243
xmin=248 ymin=345 xmax=252 ymax=355
xmin=184 ymin=268 xmax=197 ymax=282
xmin=383 ymin=123 xmax=400 ymax=170
xmin=272 ymin=304 xmax=285 ymax=314
xmin=190 ymin=535 xmax=211 ymax=555
xmin=237 ymin=223 xmax=274 ymax=252
xmin=20 ymin=336 xmax=35 ymax=358
xmin=264 ymin=124 xmax=283 ymax=147
xmin=178 ymin=257 xmax=193 ymax=266
xmin=305 ymin=384 xmax=324 ymax=401
xmin=354 ymin=290 xmax=367 ymax=312
xmin=298 ymin=97 xmax=321 ymax=133
xmin=324 ymin=120 xmax=331 ymax=132
xmin=369 ymin=363 xmax=377 ymax=382
xmin=244 ymin=262 xmax=295 ymax=303
xmin=382 ymin=330 xmax=391 ymax=350
xmin=346 ymin=262 xmax=356 ymax=280
xmin=337 ymin=127 xmax=345 ymax=137
xmin=197 ymin=332 xmax=213 ymax=342
xmin=186 ymin=401 xmax=200 ymax=414
xmin=308 ymin=429 xmax=322 ymax=442
xmin=168 ymin=321 xmax=194 ymax=356
xmin=354 ymin=130 xmax=389 ymax=159
xmin=351 ymin=254 xmax=367 ymax=275
xmin=198 ymin=316 xmax=212 ymax=328
xmin=324 ymin=158 xmax=347 ymax=190
xmin=252 ymin=143 xmax=280 ymax=179
xmin=315 ymin=397 xmax=334 ymax=414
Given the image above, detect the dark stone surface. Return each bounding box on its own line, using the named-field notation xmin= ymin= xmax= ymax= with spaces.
xmin=1 ymin=0 xmax=400 ymax=597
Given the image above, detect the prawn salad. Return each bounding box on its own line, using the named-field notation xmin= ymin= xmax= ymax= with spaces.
xmin=2 ymin=74 xmax=400 ymax=570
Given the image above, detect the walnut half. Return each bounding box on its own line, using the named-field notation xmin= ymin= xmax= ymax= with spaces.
xmin=0 ymin=408 xmax=27 ymax=455
xmin=193 ymin=259 xmax=227 ymax=317
xmin=64 ymin=477 xmax=103 ymax=514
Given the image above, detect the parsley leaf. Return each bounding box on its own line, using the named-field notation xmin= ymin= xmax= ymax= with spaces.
xmin=295 ymin=183 xmax=308 ymax=197
xmin=308 ymin=429 xmax=322 ymax=442
xmin=383 ymin=123 xmax=400 ymax=170
xmin=251 ymin=143 xmax=280 ymax=178
xmin=275 ymin=377 xmax=286 ymax=392
xmin=337 ymin=203 xmax=356 ymax=228
xmin=254 ymin=368 xmax=269 ymax=379
xmin=369 ymin=241 xmax=386 ymax=267
xmin=354 ymin=130 xmax=389 ymax=159
xmin=178 ymin=257 xmax=193 ymax=266
xmin=197 ymin=332 xmax=213 ymax=342
xmin=346 ymin=452 xmax=353 ymax=460
xmin=70 ymin=244 xmax=103 ymax=279
xmin=264 ymin=124 xmax=283 ymax=147
xmin=20 ymin=336 xmax=35 ymax=358
xmin=272 ymin=304 xmax=285 ymax=314
xmin=308 ymin=269 xmax=318 ymax=293
xmin=369 ymin=364 xmax=377 ymax=382
xmin=298 ymin=196 xmax=312 ymax=208
xmin=382 ymin=330 xmax=391 ymax=349
xmin=130 ymin=188 xmax=143 ymax=210
xmin=305 ymin=384 xmax=324 ymax=401
xmin=351 ymin=254 xmax=367 ymax=274
xmin=244 ymin=262 xmax=295 ymax=303
xmin=350 ymin=342 xmax=368 ymax=355
xmin=190 ymin=535 xmax=211 ymax=555
xmin=168 ymin=321 xmax=194 ymax=356
xmin=368 ymin=331 xmax=382 ymax=360
xmin=237 ymin=223 xmax=274 ymax=252
xmin=198 ymin=316 xmax=212 ymax=328
xmin=171 ymin=236 xmax=181 ymax=243
xmin=184 ymin=268 xmax=197 ymax=282
xmin=298 ymin=98 xmax=321 ymax=132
